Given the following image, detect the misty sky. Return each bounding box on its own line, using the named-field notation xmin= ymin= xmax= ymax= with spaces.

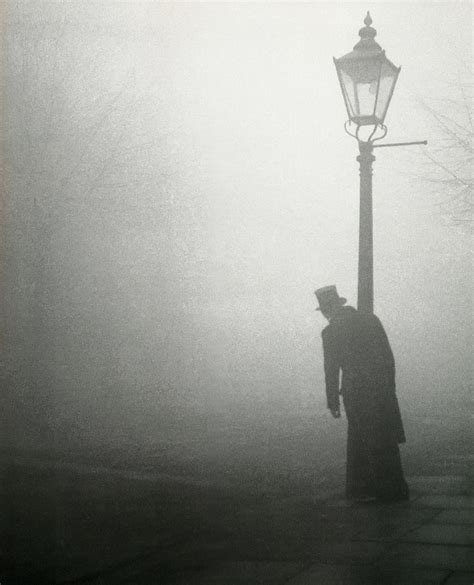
xmin=3 ymin=1 xmax=472 ymax=447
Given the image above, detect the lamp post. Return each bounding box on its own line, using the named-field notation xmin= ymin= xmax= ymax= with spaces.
xmin=334 ymin=13 xmax=400 ymax=314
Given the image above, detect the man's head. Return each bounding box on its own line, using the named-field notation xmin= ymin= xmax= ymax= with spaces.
xmin=314 ymin=285 xmax=347 ymax=320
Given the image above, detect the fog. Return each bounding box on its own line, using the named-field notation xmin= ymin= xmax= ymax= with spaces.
xmin=2 ymin=2 xmax=472 ymax=477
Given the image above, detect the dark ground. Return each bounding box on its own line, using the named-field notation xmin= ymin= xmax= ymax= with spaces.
xmin=1 ymin=408 xmax=472 ymax=584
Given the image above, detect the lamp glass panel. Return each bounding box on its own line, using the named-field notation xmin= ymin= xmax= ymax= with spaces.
xmin=355 ymin=79 xmax=378 ymax=117
xmin=374 ymin=61 xmax=398 ymax=122
xmin=339 ymin=69 xmax=357 ymax=117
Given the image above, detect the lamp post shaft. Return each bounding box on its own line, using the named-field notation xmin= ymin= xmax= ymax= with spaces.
xmin=357 ymin=141 xmax=375 ymax=314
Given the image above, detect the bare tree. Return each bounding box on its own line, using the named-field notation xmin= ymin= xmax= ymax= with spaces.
xmin=417 ymin=76 xmax=473 ymax=228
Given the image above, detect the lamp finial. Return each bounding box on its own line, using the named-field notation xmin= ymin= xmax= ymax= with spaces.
xmin=354 ymin=11 xmax=380 ymax=51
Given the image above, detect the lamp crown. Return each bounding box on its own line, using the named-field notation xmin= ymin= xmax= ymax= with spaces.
xmin=354 ymin=11 xmax=381 ymax=52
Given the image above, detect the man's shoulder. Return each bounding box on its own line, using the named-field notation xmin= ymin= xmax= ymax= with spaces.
xmin=353 ymin=312 xmax=390 ymax=341
xmin=342 ymin=306 xmax=357 ymax=317
xmin=322 ymin=306 xmax=356 ymax=337
xmin=359 ymin=311 xmax=386 ymax=330
xmin=349 ymin=308 xmax=383 ymax=326
xmin=333 ymin=306 xmax=358 ymax=326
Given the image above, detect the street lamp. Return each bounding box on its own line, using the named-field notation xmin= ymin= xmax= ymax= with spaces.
xmin=334 ymin=13 xmax=400 ymax=131
xmin=334 ymin=13 xmax=426 ymax=314
xmin=333 ymin=12 xmax=400 ymax=314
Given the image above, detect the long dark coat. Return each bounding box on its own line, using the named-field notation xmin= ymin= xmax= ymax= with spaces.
xmin=322 ymin=305 xmax=405 ymax=445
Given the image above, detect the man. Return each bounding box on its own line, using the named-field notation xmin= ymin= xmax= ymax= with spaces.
xmin=315 ymin=285 xmax=409 ymax=503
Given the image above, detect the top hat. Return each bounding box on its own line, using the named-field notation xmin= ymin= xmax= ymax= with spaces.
xmin=314 ymin=285 xmax=347 ymax=312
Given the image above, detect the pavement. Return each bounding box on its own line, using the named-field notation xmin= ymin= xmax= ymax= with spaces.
xmin=1 ymin=450 xmax=473 ymax=585
xmin=1 ymin=408 xmax=472 ymax=585
xmin=87 ymin=472 xmax=473 ymax=585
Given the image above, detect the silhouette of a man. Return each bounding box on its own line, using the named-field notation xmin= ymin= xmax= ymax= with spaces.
xmin=315 ymin=285 xmax=409 ymax=503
